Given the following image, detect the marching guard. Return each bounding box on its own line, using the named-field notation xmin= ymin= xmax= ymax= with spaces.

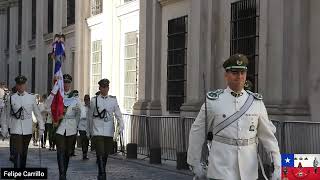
xmin=87 ymin=79 xmax=124 ymax=180
xmin=1 ymin=75 xmax=45 ymax=168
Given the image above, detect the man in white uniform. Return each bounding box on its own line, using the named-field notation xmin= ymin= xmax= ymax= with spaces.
xmin=1 ymin=75 xmax=45 ymax=168
xmin=47 ymin=74 xmax=86 ymax=180
xmin=87 ymin=79 xmax=124 ymax=180
xmin=187 ymin=54 xmax=281 ymax=180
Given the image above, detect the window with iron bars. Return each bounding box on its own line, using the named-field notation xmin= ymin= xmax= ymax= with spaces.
xmin=32 ymin=57 xmax=36 ymax=93
xmin=231 ymin=0 xmax=259 ymax=92
xmin=31 ymin=0 xmax=36 ymax=39
xmin=18 ymin=61 xmax=21 ymax=75
xmin=167 ymin=16 xmax=188 ymax=113
xmin=6 ymin=7 xmax=10 ymax=49
xmin=48 ymin=0 xmax=54 ymax=33
xmin=6 ymin=64 xmax=9 ymax=88
xmin=124 ymin=31 xmax=139 ymax=113
xmin=18 ymin=0 xmax=22 ymax=45
xmin=91 ymin=0 xmax=103 ymax=16
xmin=67 ymin=0 xmax=75 ymax=26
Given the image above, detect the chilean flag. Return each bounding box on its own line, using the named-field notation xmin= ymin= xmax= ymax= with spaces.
xmin=51 ymin=60 xmax=64 ymax=127
xmin=281 ymin=154 xmax=320 ymax=179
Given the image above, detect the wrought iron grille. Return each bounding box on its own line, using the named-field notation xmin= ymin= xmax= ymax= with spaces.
xmin=167 ymin=16 xmax=188 ymax=113
xmin=31 ymin=0 xmax=36 ymax=39
xmin=231 ymin=0 xmax=260 ymax=92
xmin=18 ymin=0 xmax=22 ymax=45
xmin=31 ymin=57 xmax=36 ymax=93
xmin=6 ymin=7 xmax=10 ymax=49
xmin=91 ymin=0 xmax=103 ymax=16
xmin=48 ymin=0 xmax=54 ymax=33
xmin=67 ymin=0 xmax=75 ymax=25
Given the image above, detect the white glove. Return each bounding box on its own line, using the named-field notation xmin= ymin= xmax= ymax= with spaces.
xmin=86 ymin=132 xmax=91 ymax=139
xmin=192 ymin=163 xmax=207 ymax=179
xmin=51 ymin=84 xmax=59 ymax=95
xmin=39 ymin=129 xmax=45 ymax=137
xmin=1 ymin=128 xmax=9 ymax=139
xmin=271 ymin=166 xmax=281 ymax=180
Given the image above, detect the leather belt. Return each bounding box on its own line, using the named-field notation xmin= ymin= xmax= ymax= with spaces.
xmin=213 ymin=135 xmax=257 ymax=146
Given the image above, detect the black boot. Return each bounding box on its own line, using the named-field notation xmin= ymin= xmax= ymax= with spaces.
xmin=64 ymin=153 xmax=70 ymax=173
xmin=97 ymin=156 xmax=106 ymax=180
xmin=14 ymin=154 xmax=22 ymax=168
xmin=83 ymin=153 xmax=89 ymax=160
xmin=103 ymin=155 xmax=108 ymax=169
xmin=82 ymin=141 xmax=89 ymax=160
xmin=21 ymin=155 xmax=27 ymax=168
xmin=57 ymin=152 xmax=67 ymax=180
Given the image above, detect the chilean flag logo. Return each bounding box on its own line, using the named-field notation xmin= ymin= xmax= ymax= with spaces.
xmin=281 ymin=154 xmax=320 ymax=179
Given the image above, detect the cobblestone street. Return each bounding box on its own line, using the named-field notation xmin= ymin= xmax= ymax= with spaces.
xmin=0 ymin=139 xmax=193 ymax=180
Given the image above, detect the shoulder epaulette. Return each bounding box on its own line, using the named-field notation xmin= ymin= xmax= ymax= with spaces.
xmin=109 ymin=95 xmax=116 ymax=99
xmin=246 ymin=90 xmax=263 ymax=100
xmin=207 ymin=89 xmax=224 ymax=100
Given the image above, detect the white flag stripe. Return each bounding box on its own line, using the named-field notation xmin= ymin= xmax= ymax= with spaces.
xmin=294 ymin=154 xmax=320 ymax=167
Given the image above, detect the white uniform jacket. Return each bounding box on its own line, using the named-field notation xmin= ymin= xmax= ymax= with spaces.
xmin=1 ymin=92 xmax=44 ymax=135
xmin=87 ymin=95 xmax=124 ymax=137
xmin=187 ymin=87 xmax=281 ymax=180
xmin=46 ymin=91 xmax=86 ymax=136
xmin=78 ymin=105 xmax=88 ymax=131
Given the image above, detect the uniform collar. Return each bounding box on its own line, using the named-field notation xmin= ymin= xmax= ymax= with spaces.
xmin=64 ymin=90 xmax=71 ymax=96
xmin=99 ymin=94 xmax=108 ymax=99
xmin=17 ymin=91 xmax=26 ymax=96
xmin=226 ymin=87 xmax=245 ymax=97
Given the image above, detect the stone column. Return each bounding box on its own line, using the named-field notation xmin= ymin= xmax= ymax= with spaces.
xmin=132 ymin=0 xmax=153 ymax=115
xmin=8 ymin=0 xmax=18 ymax=88
xmin=0 ymin=6 xmax=7 ymax=83
xmin=309 ymin=0 xmax=320 ymax=122
xmin=213 ymin=0 xmax=230 ymax=90
xmin=263 ymin=0 xmax=284 ymax=116
xmin=35 ymin=0 xmax=46 ymax=93
xmin=74 ymin=0 xmax=90 ymax=96
xmin=147 ymin=0 xmax=162 ymax=116
xmin=280 ymin=0 xmax=309 ymax=117
xmin=53 ymin=0 xmax=62 ymax=33
xmin=180 ymin=0 xmax=210 ymax=117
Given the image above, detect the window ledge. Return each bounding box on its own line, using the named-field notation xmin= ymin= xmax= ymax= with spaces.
xmin=43 ymin=32 xmax=53 ymax=44
xmin=158 ymin=0 xmax=183 ymax=6
xmin=4 ymin=48 xmax=9 ymax=57
xmin=28 ymin=39 xmax=36 ymax=49
xmin=62 ymin=24 xmax=75 ymax=36
xmin=15 ymin=44 xmax=21 ymax=53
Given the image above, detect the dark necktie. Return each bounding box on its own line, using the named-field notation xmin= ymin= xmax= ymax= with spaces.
xmin=231 ymin=92 xmax=243 ymax=98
